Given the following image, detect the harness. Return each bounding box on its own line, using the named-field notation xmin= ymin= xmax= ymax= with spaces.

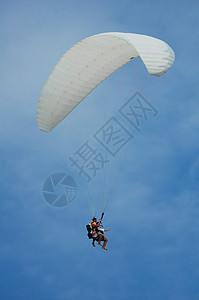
xmin=86 ymin=222 xmax=94 ymax=239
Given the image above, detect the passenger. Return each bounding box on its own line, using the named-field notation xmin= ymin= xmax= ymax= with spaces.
xmin=91 ymin=218 xmax=111 ymax=250
xmin=96 ymin=226 xmax=111 ymax=250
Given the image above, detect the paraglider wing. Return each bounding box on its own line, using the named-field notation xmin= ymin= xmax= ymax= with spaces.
xmin=37 ymin=32 xmax=175 ymax=132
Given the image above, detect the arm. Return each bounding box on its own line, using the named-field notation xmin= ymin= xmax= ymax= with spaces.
xmin=96 ymin=220 xmax=102 ymax=227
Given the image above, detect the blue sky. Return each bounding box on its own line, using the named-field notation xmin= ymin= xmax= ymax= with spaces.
xmin=1 ymin=1 xmax=199 ymax=299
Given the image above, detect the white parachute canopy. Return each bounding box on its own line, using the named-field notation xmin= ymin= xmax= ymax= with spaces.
xmin=37 ymin=32 xmax=175 ymax=132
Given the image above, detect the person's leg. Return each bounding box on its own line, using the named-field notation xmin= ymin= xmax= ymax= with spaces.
xmin=102 ymin=236 xmax=108 ymax=250
xmin=97 ymin=234 xmax=103 ymax=246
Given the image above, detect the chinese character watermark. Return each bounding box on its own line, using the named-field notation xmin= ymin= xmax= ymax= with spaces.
xmin=94 ymin=117 xmax=133 ymax=156
xmin=119 ymin=92 xmax=158 ymax=132
xmin=69 ymin=92 xmax=158 ymax=183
